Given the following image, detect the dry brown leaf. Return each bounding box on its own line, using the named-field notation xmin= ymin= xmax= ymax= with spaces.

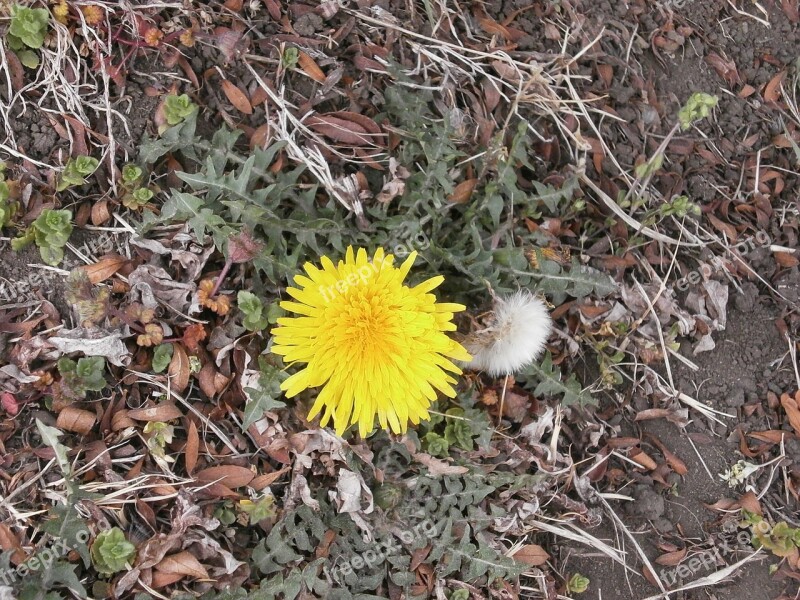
xmin=221 ymin=79 xmax=253 ymax=115
xmin=748 ymin=430 xmax=792 ymax=444
xmin=655 ymin=548 xmax=688 ymax=567
xmin=297 ymin=51 xmax=326 ymax=83
xmin=250 ymin=123 xmax=271 ymax=149
xmin=706 ymin=52 xmax=740 ymax=85
xmin=645 ymin=433 xmax=688 ymax=476
xmin=78 ymin=255 xmax=127 ymax=284
xmin=155 ymin=551 xmax=210 ymax=579
xmin=0 ymin=524 xmax=26 ymax=565
xmin=511 ymin=544 xmax=550 ymax=566
xmin=5 ymin=50 xmax=24 ymax=92
xmin=781 ymin=392 xmax=800 ymax=434
xmin=56 ymin=406 xmax=96 ymax=435
xmin=707 ymin=214 xmax=738 ymax=243
xmin=168 ymin=343 xmax=190 ymax=393
xmin=185 ymin=419 xmax=199 ymax=475
xmin=738 ymin=490 xmax=762 ymax=515
xmin=478 ymin=17 xmax=513 ymax=39
xmin=91 ymin=200 xmax=111 ymax=226
xmin=774 ymin=251 xmax=799 ymax=268
xmin=195 ymin=465 xmax=255 ymax=488
xmin=128 ymin=402 xmax=183 ymax=422
xmin=763 ymin=71 xmax=786 ymax=103
xmin=181 ymin=324 xmax=207 ymax=353
xmin=642 ymin=565 xmax=660 ymax=587
xmin=447 ymin=178 xmax=477 ymax=204
xmin=198 ymin=362 xmax=228 ymax=398
xmin=783 ymin=0 xmax=799 ymax=22
xmin=251 ymin=467 xmax=291 ymax=491
xmin=151 ymin=570 xmax=184 ymax=589
xmin=628 ymin=447 xmax=657 ymax=470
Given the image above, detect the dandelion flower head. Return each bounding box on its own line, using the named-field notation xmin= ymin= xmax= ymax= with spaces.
xmin=271 ymin=247 xmax=471 ymax=437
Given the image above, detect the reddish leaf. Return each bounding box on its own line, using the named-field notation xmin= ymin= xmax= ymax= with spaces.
xmin=221 ymin=80 xmax=253 ymax=114
xmin=185 ymin=419 xmax=199 ymax=475
xmin=512 ymin=544 xmax=550 ymax=566
xmin=1 ymin=392 xmax=19 ymax=416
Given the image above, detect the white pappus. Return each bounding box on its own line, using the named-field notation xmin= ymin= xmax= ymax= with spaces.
xmin=463 ymin=290 xmax=553 ymax=376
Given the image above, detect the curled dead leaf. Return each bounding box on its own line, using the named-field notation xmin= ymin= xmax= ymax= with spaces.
xmin=127 ymin=402 xmax=183 ymax=422
xmin=168 ymin=343 xmax=190 ymax=393
xmin=56 ymin=406 xmax=96 ymax=435
xmin=155 ymin=551 xmax=210 ymax=579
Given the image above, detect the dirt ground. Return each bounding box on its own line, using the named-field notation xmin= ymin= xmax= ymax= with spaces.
xmin=2 ymin=0 xmax=800 ymax=598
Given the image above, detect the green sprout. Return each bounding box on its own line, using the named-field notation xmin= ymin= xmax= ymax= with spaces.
xmin=423 ymin=432 xmax=450 ymax=457
xmin=238 ymin=291 xmax=270 ymax=332
xmin=122 ymin=187 xmax=154 ymax=210
xmin=567 ymin=573 xmax=590 ymax=594
xmin=659 ymin=195 xmax=701 ymax=219
xmin=7 ymin=5 xmax=49 ymax=50
xmin=163 ymin=93 xmax=198 ymax=126
xmin=151 ymin=343 xmax=173 ymax=373
xmin=238 ymin=495 xmax=276 ymax=525
xmin=57 ymin=355 xmax=106 ymax=400
xmin=678 ymin=92 xmax=718 ymax=131
xmin=281 ymin=47 xmax=299 ymax=69
xmin=0 ymin=179 xmax=16 ymax=229
xmin=90 ymin=528 xmax=137 ymax=576
xmin=214 ymin=501 xmax=237 ymax=526
xmin=57 ymin=155 xmax=99 ymax=191
xmin=442 ymin=408 xmax=475 ymax=451
xmin=31 ymin=208 xmax=73 ymax=265
xmin=143 ymin=421 xmax=174 ymax=461
xmin=121 ymin=164 xmax=143 ymax=186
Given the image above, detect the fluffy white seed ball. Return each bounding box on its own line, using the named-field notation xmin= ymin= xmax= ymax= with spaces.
xmin=464 ymin=290 xmax=553 ymax=376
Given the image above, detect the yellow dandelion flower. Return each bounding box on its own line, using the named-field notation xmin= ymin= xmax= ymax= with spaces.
xmin=271 ymin=246 xmax=471 ymax=437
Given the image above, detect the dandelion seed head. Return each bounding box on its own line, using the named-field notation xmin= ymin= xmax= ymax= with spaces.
xmin=464 ymin=290 xmax=552 ymax=376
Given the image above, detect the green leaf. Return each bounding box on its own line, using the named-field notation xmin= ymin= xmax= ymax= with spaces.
xmin=517 ymin=352 xmax=595 ymax=407
xmin=241 ymin=358 xmax=288 ymax=431
xmin=90 ymin=527 xmax=136 ymax=575
xmin=152 ymin=343 xmax=173 ymax=373
xmin=57 ymin=156 xmax=98 ymax=191
xmin=36 ymin=419 xmax=71 ymax=477
xmin=122 ymin=164 xmax=143 ymax=185
xmin=238 ymin=290 xmax=269 ymax=331
xmin=9 ymin=6 xmax=50 ymax=49
xmin=164 ymin=93 xmax=198 ymax=126
xmin=75 ymin=356 xmax=106 ymax=391
xmin=423 ymin=432 xmax=450 ymax=457
xmin=17 ymin=49 xmax=40 ymax=69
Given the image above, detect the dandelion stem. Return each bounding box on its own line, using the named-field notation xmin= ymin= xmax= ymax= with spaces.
xmin=210 ymin=259 xmax=233 ymax=298
xmin=497 ymin=373 xmax=509 ymax=428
